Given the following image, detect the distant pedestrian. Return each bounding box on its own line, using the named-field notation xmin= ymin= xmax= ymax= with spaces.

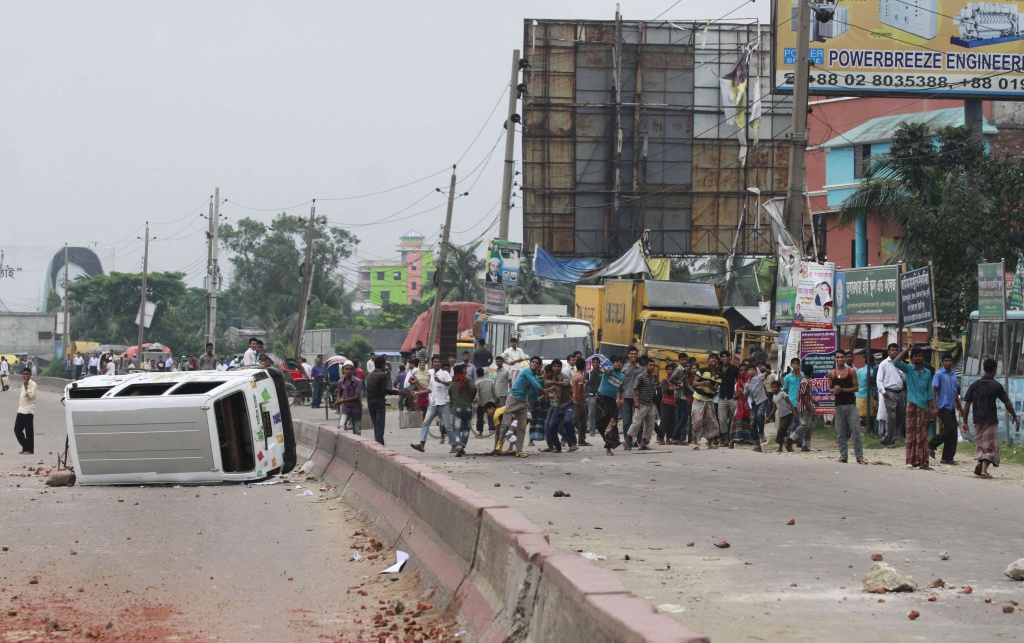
xmin=88 ymin=353 xmax=100 ymax=375
xmin=717 ymin=351 xmax=739 ymax=445
xmin=243 ymin=338 xmax=260 ymax=366
xmin=414 ymin=340 xmax=427 ymax=365
xmin=474 ymin=367 xmax=497 ymax=436
xmin=410 ymin=357 xmax=452 ymax=453
xmin=876 ymin=343 xmax=906 ymax=443
xmin=769 ymin=380 xmax=795 ymax=452
xmin=891 ymin=346 xmax=935 ymax=470
xmin=472 ymin=339 xmax=493 ymax=376
xmin=73 ymin=353 xmax=85 ymax=379
xmin=14 ymin=367 xmax=36 ymax=455
xmin=540 ymin=359 xmax=576 ymax=453
xmin=829 ymin=349 xmax=864 ymax=464
xmin=310 ymin=355 xmax=326 ymax=408
xmin=495 ymin=356 xmax=544 ymax=458
xmin=594 ymin=356 xmax=626 ymax=455
xmin=335 ymin=361 xmax=363 ymax=434
xmin=690 ymin=358 xmax=721 ymax=450
xmin=0 ymin=357 xmax=9 ymax=392
xmin=795 ymin=363 xmax=815 ymax=452
xmin=619 ymin=347 xmax=644 ymax=446
xmin=928 ymin=353 xmax=961 ymax=465
xmin=197 ymin=343 xmax=218 ymax=371
xmin=365 ymin=355 xmax=397 ymax=446
xmin=448 ymin=364 xmax=476 ymax=456
xmin=624 ymin=356 xmax=659 ymax=450
xmin=962 ymin=358 xmax=1019 ymax=478
xmin=64 ymin=356 xmax=72 ymax=379
xmin=572 ymin=359 xmax=591 ymax=446
xmin=744 ymin=362 xmax=768 ymax=451
xmin=501 ymin=337 xmax=527 ymax=370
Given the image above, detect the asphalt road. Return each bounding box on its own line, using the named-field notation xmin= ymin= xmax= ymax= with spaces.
xmin=0 ymin=386 xmax=454 ymax=641
xmin=292 ymin=402 xmax=1024 ymax=642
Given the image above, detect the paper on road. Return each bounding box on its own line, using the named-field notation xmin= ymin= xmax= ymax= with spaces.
xmin=379 ymin=550 xmax=409 ymax=574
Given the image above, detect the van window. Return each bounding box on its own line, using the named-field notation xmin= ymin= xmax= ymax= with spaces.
xmin=170 ymin=381 xmax=225 ymax=395
xmin=68 ymin=386 xmax=114 ymax=399
xmin=214 ymin=392 xmax=255 ymax=473
xmin=115 ymin=383 xmax=177 ymax=397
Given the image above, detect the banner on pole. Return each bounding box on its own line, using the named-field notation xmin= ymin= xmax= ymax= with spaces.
xmin=484 ymin=285 xmax=506 ymax=315
xmin=799 ymin=329 xmax=837 ymax=414
xmin=978 ymin=262 xmax=1007 ymax=322
xmin=834 ymin=266 xmax=899 ymax=324
xmin=794 ymin=262 xmax=836 ymax=328
xmin=1010 ymin=254 xmax=1024 ymax=311
xmin=899 ymin=266 xmax=934 ymax=327
xmin=486 ymin=239 xmax=522 ymax=287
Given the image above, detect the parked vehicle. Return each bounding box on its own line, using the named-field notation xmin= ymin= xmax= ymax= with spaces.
xmin=484 ymin=314 xmax=594 ymax=367
xmin=962 ymin=310 xmax=1024 ymax=442
xmin=280 ymin=357 xmax=312 ymax=405
xmin=63 ymin=367 xmax=296 ymax=485
xmin=576 ymin=279 xmax=730 ymax=377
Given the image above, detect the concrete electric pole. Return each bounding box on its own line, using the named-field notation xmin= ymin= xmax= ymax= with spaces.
xmin=136 ymin=222 xmax=151 ymax=368
xmin=210 ymin=188 xmax=221 ymax=351
xmin=425 ymin=168 xmax=458 ymax=359
xmin=499 ymin=49 xmax=521 ymax=241
xmin=62 ymin=245 xmax=69 ymax=360
xmin=292 ymin=203 xmax=316 ymax=360
xmin=785 ymin=0 xmax=812 ymax=252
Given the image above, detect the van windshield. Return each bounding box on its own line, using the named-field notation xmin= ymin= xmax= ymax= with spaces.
xmin=516 ymin=323 xmax=592 ymax=360
xmin=644 ymin=320 xmax=728 ymax=353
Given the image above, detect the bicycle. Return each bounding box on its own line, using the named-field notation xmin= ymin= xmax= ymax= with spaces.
xmin=322 ymin=381 xmax=335 ymax=421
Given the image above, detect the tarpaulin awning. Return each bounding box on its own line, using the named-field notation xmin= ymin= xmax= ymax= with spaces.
xmin=533 ymin=236 xmax=670 ymax=284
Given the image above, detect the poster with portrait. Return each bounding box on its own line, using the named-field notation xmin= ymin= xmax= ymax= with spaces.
xmin=799 ymin=330 xmax=837 ymax=414
xmin=486 ymin=239 xmax=521 ymax=287
xmin=0 ymin=245 xmax=114 ymax=312
xmin=793 ymin=262 xmax=836 ymax=329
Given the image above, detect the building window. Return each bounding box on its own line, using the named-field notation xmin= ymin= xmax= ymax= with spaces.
xmin=393 ymin=271 xmax=401 ymax=280
xmin=381 ymin=291 xmax=391 ymax=301
xmin=853 ymin=144 xmax=871 ymax=179
xmin=410 ymin=262 xmax=417 ymax=271
xmin=376 ymin=271 xmax=385 ymax=280
xmin=411 ymin=282 xmax=417 ymax=291
xmin=38 ymin=331 xmax=53 ymax=340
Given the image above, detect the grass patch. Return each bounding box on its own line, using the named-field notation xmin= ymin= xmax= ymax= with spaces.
xmin=806 ymin=417 xmax=892 ymax=450
xmin=956 ymin=440 xmax=1024 ymax=467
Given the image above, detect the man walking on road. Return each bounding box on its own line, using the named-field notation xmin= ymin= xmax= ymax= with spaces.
xmin=829 ymin=349 xmax=865 ymax=464
xmin=744 ymin=362 xmax=769 ymax=450
xmin=474 ymin=368 xmax=497 ymax=436
xmin=876 ymin=343 xmax=906 ymax=444
xmin=310 ymin=355 xmax=326 ymax=408
xmin=365 ymin=356 xmax=396 ymax=446
xmin=625 ymin=357 xmax=659 ymax=450
xmin=572 ymin=359 xmax=591 ymax=446
xmin=410 ymin=357 xmax=453 ymax=453
xmin=0 ymin=357 xmax=9 ymax=392
xmin=594 ymin=355 xmax=626 ymax=455
xmin=496 ymin=356 xmax=545 ymax=458
xmin=717 ymin=351 xmax=739 ymax=446
xmin=929 ymin=353 xmax=961 ymax=465
xmin=690 ymin=358 xmax=721 ymax=450
xmin=492 ymin=356 xmax=510 ymax=407
xmin=73 ymin=352 xmax=85 ymax=379
xmin=892 ymin=346 xmax=936 ymax=470
xmin=540 ymin=359 xmax=576 ymax=453
xmin=619 ymin=347 xmax=644 ymax=446
xmin=14 ymin=367 xmax=36 ymax=455
xmin=962 ymin=358 xmax=1019 ymax=478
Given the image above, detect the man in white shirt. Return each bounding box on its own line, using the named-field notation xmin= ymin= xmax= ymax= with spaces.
xmin=875 ymin=342 xmax=906 ymax=444
xmin=242 ymin=338 xmax=260 ymax=366
xmin=410 ymin=357 xmax=453 ymax=453
xmin=0 ymin=356 xmax=10 ymax=391
xmin=164 ymin=354 xmax=175 ymax=371
xmin=366 ymin=353 xmax=376 ymax=373
xmin=87 ymin=354 xmax=100 ymax=375
xmin=299 ymin=357 xmax=312 ymax=379
xmin=73 ymin=353 xmax=85 ymax=379
xmin=105 ymin=360 xmax=116 ymax=376
xmin=14 ymin=367 xmax=37 ymax=454
xmin=501 ymin=338 xmax=528 ymax=371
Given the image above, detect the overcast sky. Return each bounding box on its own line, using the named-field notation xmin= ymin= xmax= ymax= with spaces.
xmin=0 ymin=1 xmax=771 ymax=294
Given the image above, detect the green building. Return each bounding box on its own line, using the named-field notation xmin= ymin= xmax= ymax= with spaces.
xmin=357 ymin=231 xmax=434 ymax=306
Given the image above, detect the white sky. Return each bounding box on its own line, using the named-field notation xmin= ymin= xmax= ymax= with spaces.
xmin=0 ymin=1 xmax=771 ymax=292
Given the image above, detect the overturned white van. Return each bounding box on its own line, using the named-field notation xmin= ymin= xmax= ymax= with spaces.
xmin=64 ymin=367 xmax=296 ymax=485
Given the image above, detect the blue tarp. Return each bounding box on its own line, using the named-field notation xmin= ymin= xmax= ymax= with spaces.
xmin=532 ymin=245 xmax=603 ymax=282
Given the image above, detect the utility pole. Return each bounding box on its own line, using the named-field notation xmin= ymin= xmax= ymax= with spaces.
xmin=210 ymin=187 xmax=221 ymax=351
xmin=205 ymin=195 xmax=214 ymax=346
xmin=426 ymin=167 xmax=458 ymax=359
xmin=292 ymin=202 xmax=316 ymax=360
xmin=785 ymin=0 xmax=812 ymax=252
xmin=136 ymin=222 xmax=151 ymax=368
xmin=62 ymin=245 xmax=69 ymax=360
xmin=499 ymin=49 xmax=521 ymax=241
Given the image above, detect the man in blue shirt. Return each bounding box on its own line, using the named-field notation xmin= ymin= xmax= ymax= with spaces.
xmin=928 ymin=353 xmax=961 ymax=465
xmin=855 ymin=357 xmax=877 ymax=431
xmin=496 ymin=356 xmax=545 ymax=457
xmin=892 ymin=347 xmax=936 ymax=469
xmin=595 ymin=355 xmax=626 ymax=455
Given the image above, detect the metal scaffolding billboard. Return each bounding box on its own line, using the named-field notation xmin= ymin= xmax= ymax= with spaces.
xmin=522 ymin=19 xmax=798 ymax=258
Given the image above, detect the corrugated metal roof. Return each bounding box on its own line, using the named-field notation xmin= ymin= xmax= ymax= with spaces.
xmin=820 ymin=107 xmax=998 ymax=149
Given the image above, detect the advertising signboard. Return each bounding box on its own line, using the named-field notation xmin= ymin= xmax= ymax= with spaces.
xmin=0 ymin=246 xmax=116 ymax=312
xmin=794 ymin=261 xmax=836 ymax=328
xmin=978 ymin=261 xmax=1007 ymax=321
xmin=484 ymin=285 xmax=506 ymax=315
xmin=899 ymin=266 xmax=934 ymax=326
xmin=773 ymin=0 xmax=1024 ymax=99
xmin=834 ymin=265 xmax=900 ymax=324
xmin=486 ymin=239 xmax=522 ymax=287
xmin=799 ymin=329 xmax=837 ymax=414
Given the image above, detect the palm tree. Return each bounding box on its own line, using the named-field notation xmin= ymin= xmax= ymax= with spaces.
xmin=441 ymin=240 xmax=485 ymax=302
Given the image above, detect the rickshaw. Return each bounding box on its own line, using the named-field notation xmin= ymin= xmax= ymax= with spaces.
xmin=280 ymin=357 xmax=312 ymax=406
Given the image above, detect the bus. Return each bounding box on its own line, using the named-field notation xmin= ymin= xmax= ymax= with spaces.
xmin=484 ymin=315 xmax=594 ymax=368
xmin=63 ymin=367 xmax=296 ymax=485
xmin=962 ymin=310 xmax=1024 ymax=442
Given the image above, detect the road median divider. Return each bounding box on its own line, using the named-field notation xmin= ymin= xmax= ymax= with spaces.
xmin=295 ymin=419 xmax=707 ymax=643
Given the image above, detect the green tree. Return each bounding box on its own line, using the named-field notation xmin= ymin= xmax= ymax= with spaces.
xmin=441 ymin=240 xmax=485 ymax=302
xmin=839 ymin=123 xmax=1020 ymax=336
xmin=219 ymin=213 xmax=358 ymax=345
xmin=333 ymin=334 xmax=374 ymax=364
xmin=44 ymin=290 xmax=62 ymax=314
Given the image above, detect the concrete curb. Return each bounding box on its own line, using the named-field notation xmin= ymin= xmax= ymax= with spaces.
xmin=294 ymin=420 xmax=708 ymax=643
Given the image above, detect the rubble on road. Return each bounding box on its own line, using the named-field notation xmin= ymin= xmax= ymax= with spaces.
xmin=1005 ymin=558 xmax=1024 ymax=581
xmin=863 ymin=562 xmax=918 ymax=593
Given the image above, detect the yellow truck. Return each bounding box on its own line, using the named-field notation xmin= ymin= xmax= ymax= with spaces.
xmin=576 ymin=279 xmax=730 ymax=376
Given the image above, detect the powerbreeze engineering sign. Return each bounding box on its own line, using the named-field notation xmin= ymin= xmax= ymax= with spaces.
xmin=774 ymin=0 xmax=1024 ymax=98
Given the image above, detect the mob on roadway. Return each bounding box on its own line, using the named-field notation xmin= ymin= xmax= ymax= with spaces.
xmin=63 ymin=367 xmax=296 ymax=485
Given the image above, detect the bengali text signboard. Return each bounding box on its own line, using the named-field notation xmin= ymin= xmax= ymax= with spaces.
xmin=834 ymin=266 xmax=899 ymax=324
xmin=772 ymin=0 xmax=1024 ymax=99
xmin=794 ymin=261 xmax=836 ymax=329
xmin=799 ymin=330 xmax=837 ymax=414
xmin=899 ymin=266 xmax=934 ymax=326
xmin=978 ymin=262 xmax=1006 ymax=322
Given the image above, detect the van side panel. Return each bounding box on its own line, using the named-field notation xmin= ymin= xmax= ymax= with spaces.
xmin=601 ymin=280 xmax=638 ymax=349
xmin=574 ymin=286 xmax=604 ymax=345
xmin=71 ymin=406 xmax=214 ymax=476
